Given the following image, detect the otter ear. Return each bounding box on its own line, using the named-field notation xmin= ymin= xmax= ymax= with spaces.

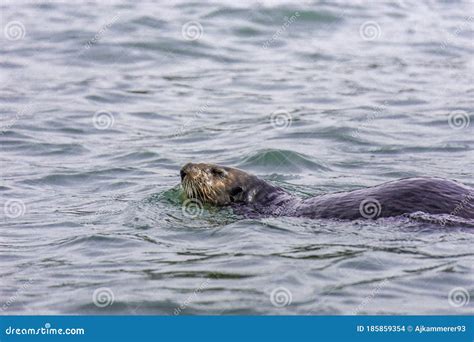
xmin=211 ymin=167 xmax=226 ymax=177
xmin=229 ymin=186 xmax=243 ymax=202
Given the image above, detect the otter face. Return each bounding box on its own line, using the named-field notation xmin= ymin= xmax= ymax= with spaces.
xmin=180 ymin=163 xmax=249 ymax=206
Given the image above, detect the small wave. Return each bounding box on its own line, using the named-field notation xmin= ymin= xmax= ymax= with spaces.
xmin=110 ymin=151 xmax=160 ymax=163
xmin=129 ymin=15 xmax=166 ymax=29
xmin=239 ymin=149 xmax=330 ymax=173
xmin=1 ymin=141 xmax=89 ymax=156
xmin=22 ymin=168 xmax=139 ymax=186
xmin=232 ymin=25 xmax=266 ymax=37
xmin=407 ymin=212 xmax=474 ymax=228
xmin=366 ymin=145 xmax=472 ymax=155
xmin=205 ymin=7 xmax=342 ymax=25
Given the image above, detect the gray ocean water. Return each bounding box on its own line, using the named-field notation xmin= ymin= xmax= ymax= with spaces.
xmin=1 ymin=0 xmax=473 ymax=315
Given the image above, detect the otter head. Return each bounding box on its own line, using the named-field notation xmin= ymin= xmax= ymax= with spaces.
xmin=180 ymin=163 xmax=256 ymax=206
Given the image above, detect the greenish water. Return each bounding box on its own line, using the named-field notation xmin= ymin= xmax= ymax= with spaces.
xmin=1 ymin=0 xmax=473 ymax=315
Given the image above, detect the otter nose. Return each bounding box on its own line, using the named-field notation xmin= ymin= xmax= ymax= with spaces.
xmin=180 ymin=163 xmax=194 ymax=181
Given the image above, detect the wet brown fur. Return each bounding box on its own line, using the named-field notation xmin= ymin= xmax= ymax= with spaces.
xmin=180 ymin=162 xmax=474 ymax=221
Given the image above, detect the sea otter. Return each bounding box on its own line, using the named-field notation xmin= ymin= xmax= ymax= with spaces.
xmin=180 ymin=163 xmax=474 ymax=221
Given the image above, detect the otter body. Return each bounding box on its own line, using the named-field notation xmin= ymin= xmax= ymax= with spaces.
xmin=296 ymin=178 xmax=473 ymax=220
xmin=180 ymin=163 xmax=473 ymax=221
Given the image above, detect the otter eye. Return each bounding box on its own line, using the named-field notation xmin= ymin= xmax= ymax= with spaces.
xmin=211 ymin=168 xmax=225 ymax=176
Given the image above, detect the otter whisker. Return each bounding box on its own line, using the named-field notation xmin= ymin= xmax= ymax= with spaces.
xmin=190 ymin=182 xmax=197 ymax=199
xmin=184 ymin=179 xmax=196 ymax=200
xmin=196 ymin=181 xmax=207 ymax=201
xmin=183 ymin=180 xmax=192 ymax=198
xmin=204 ymin=183 xmax=215 ymax=201
xmin=194 ymin=182 xmax=202 ymax=200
